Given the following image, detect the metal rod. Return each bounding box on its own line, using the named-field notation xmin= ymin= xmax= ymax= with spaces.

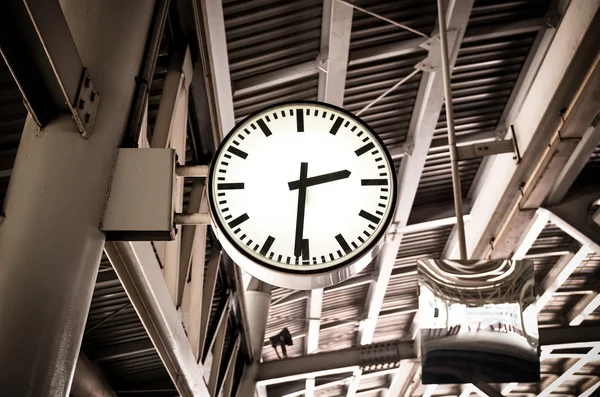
xmin=174 ymin=212 xmax=211 ymax=225
xmin=84 ymin=302 xmax=131 ymax=335
xmin=437 ymin=0 xmax=467 ymax=260
xmin=356 ymin=68 xmax=420 ymax=116
xmin=176 ymin=165 xmax=209 ymax=177
xmin=336 ymin=0 xmax=429 ymax=38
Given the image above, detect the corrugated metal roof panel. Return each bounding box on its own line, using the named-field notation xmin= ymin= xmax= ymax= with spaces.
xmin=396 ymin=225 xmax=453 ymax=260
xmin=224 ymin=0 xmax=322 ymax=81
xmin=372 ymin=311 xmax=414 ymax=344
xmin=233 ymin=75 xmax=318 ymax=122
xmin=322 ymin=282 xmax=369 ymax=323
xmin=263 ymin=297 xmax=306 ymax=361
xmin=468 ymin=0 xmax=551 ymax=30
xmin=413 ymin=151 xmax=481 ymax=208
xmin=318 ymin=322 xmax=357 ymax=353
xmin=344 ymin=52 xmax=425 ymax=152
xmin=82 ymin=263 xmax=174 ymax=390
xmin=0 ymin=60 xmax=26 ymax=208
xmin=349 ymin=0 xmax=437 ymax=52
xmin=530 ymin=223 xmax=576 ymax=254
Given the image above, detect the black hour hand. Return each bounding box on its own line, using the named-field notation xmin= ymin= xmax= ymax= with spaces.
xmin=289 ymin=169 xmax=351 ymax=190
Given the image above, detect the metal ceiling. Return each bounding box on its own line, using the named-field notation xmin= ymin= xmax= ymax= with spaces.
xmin=1 ymin=0 xmax=600 ymax=397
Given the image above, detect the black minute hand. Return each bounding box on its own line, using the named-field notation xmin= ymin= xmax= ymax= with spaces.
xmin=294 ymin=162 xmax=308 ymax=257
xmin=289 ymin=169 xmax=351 ymax=190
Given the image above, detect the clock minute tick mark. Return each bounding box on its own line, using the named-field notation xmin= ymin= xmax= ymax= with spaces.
xmin=355 ymin=142 xmax=375 ymax=156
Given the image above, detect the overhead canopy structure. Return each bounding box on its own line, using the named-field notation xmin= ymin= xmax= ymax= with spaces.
xmin=0 ymin=0 xmax=599 ymax=397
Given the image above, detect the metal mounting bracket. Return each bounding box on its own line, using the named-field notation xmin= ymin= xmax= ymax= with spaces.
xmin=74 ymin=69 xmax=100 ymax=138
xmin=456 ymin=138 xmax=517 ymax=161
xmin=415 ymin=31 xmax=456 ymax=73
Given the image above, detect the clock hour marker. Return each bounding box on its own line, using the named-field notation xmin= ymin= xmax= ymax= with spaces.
xmin=296 ymin=109 xmax=304 ymax=132
xmin=278 ymin=254 xmax=283 ymax=262
xmin=218 ymin=182 xmax=244 ymax=190
xmin=355 ymin=142 xmax=375 ymax=156
xmin=351 ymin=241 xmax=358 ymax=249
xmin=361 ymin=179 xmax=388 ymax=186
xmin=329 ymin=253 xmax=335 ymax=261
xmin=269 ymin=252 xmax=274 ymax=259
xmin=329 ymin=117 xmax=343 ymax=135
xmin=321 ymin=255 xmax=326 ymax=263
xmin=257 ymin=119 xmax=272 ymax=137
xmin=302 ymin=239 xmax=310 ymax=261
xmin=228 ymin=213 xmax=249 ymax=228
xmin=335 ymin=234 xmax=352 ymax=254
xmin=359 ymin=209 xmax=380 ymax=224
xmin=260 ymin=236 xmax=275 ymax=256
xmin=227 ymin=146 xmax=248 ymax=159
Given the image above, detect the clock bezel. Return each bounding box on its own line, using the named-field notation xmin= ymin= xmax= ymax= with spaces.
xmin=207 ymin=100 xmax=397 ymax=282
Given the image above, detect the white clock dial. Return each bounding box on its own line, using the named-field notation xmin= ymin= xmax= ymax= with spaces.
xmin=208 ymin=101 xmax=397 ymax=288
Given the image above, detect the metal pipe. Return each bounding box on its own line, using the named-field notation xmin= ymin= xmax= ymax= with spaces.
xmin=437 ymin=0 xmax=467 ymax=260
xmin=124 ymin=0 xmax=171 ymax=146
xmin=336 ymin=0 xmax=429 ymax=38
xmin=71 ymin=353 xmax=117 ymax=397
xmin=356 ymin=69 xmax=420 ymax=116
xmin=176 ymin=165 xmax=209 ymax=177
xmin=174 ymin=212 xmax=211 ymax=225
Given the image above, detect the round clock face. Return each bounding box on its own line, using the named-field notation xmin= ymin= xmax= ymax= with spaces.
xmin=208 ymin=101 xmax=397 ymax=289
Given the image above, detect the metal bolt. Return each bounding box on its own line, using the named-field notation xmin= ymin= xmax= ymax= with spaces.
xmin=78 ymin=99 xmax=85 ymax=109
xmin=84 ymin=113 xmax=91 ymax=123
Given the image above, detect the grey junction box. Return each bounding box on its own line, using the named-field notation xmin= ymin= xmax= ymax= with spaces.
xmin=102 ymin=148 xmax=176 ymax=241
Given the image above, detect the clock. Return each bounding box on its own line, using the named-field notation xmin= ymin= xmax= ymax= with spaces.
xmin=208 ymin=101 xmax=397 ymax=289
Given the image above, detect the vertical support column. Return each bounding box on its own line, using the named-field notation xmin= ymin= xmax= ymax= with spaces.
xmin=0 ymin=0 xmax=155 ymax=395
xmin=150 ymin=46 xmax=193 ymax=306
xmin=236 ymin=278 xmax=272 ymax=397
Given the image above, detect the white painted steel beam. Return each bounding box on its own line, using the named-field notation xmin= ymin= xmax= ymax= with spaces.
xmin=580 ymin=379 xmax=600 ymax=397
xmin=537 ymin=246 xmax=592 ymax=311
xmin=151 ymin=47 xmax=193 ymax=307
xmin=383 ymin=361 xmax=416 ymax=397
xmin=538 ymin=346 xmax=600 ymax=397
xmin=306 ymin=3 xmax=353 ymax=395
xmin=230 ymin=18 xmax=546 ymax=98
xmin=546 ymin=122 xmax=600 ymax=205
xmin=358 ymin=0 xmax=475 ymax=346
xmin=444 ymin=0 xmax=600 ymax=259
xmin=199 ymin=0 xmax=235 ymax=138
xmin=568 ymin=292 xmax=600 ymax=326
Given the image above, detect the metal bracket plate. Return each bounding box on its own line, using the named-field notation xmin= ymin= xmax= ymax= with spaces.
xmin=456 ymin=139 xmax=516 ymax=161
xmin=75 ymin=68 xmax=100 ymax=138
